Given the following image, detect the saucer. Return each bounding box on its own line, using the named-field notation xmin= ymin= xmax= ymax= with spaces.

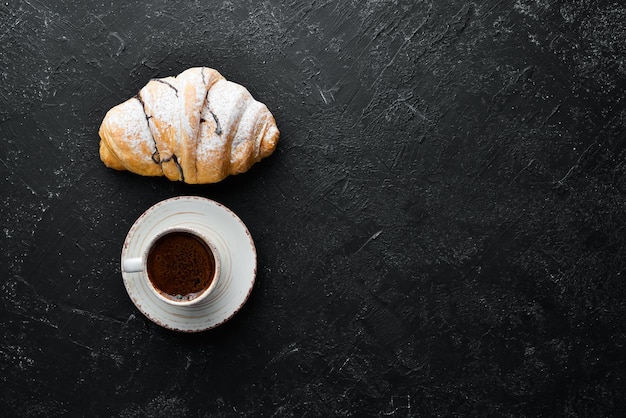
xmin=121 ymin=196 xmax=256 ymax=332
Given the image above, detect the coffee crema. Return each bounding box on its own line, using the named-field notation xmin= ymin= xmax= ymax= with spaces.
xmin=146 ymin=231 xmax=215 ymax=301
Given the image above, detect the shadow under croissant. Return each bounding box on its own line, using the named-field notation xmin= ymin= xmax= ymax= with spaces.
xmin=107 ymin=154 xmax=281 ymax=199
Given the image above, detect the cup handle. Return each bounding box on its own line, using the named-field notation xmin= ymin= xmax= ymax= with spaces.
xmin=122 ymin=257 xmax=143 ymax=273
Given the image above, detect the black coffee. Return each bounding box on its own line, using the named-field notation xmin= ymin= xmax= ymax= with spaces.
xmin=146 ymin=231 xmax=215 ymax=301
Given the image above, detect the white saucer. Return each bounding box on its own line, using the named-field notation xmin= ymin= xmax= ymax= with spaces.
xmin=121 ymin=196 xmax=256 ymax=332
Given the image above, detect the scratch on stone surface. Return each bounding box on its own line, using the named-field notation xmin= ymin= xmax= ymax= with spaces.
xmin=402 ymin=100 xmax=429 ymax=120
xmin=0 ymin=7 xmax=27 ymax=43
xmin=368 ymin=4 xmax=433 ymax=91
xmin=340 ymin=178 xmax=350 ymax=194
xmin=67 ymin=336 xmax=124 ymax=367
xmin=318 ymin=86 xmax=331 ymax=104
xmin=266 ymin=342 xmax=300 ymax=368
xmin=381 ymin=394 xmax=412 ymax=416
xmin=327 ymin=356 xmax=351 ymax=376
xmin=107 ymin=31 xmax=125 ymax=57
xmin=355 ymin=230 xmax=383 ymax=254
xmin=541 ymin=102 xmax=562 ymax=127
xmin=62 ymin=304 xmax=126 ymax=325
xmin=0 ymin=157 xmax=38 ymax=195
xmin=67 ymin=338 xmax=97 ymax=356
xmin=354 ymin=2 xmax=434 ymax=126
xmin=477 ymin=0 xmax=508 ymax=20
xmin=24 ymin=0 xmax=81 ymax=35
xmin=555 ymin=164 xmax=578 ymax=187
xmin=508 ymin=158 xmax=535 ymax=186
xmin=11 ymin=309 xmax=58 ymax=330
xmin=555 ymin=141 xmax=599 ymax=186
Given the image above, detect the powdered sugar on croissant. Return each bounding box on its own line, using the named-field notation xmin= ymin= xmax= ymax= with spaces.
xmin=98 ymin=67 xmax=279 ymax=184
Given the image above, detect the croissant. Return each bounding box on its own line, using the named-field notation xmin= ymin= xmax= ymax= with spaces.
xmin=98 ymin=67 xmax=279 ymax=184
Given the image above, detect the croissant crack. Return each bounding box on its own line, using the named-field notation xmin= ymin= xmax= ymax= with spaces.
xmin=98 ymin=67 xmax=279 ymax=184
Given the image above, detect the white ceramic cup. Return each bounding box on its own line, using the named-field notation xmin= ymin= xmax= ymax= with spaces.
xmin=122 ymin=226 xmax=221 ymax=307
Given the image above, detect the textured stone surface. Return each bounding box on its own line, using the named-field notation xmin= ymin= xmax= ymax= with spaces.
xmin=1 ymin=0 xmax=625 ymax=416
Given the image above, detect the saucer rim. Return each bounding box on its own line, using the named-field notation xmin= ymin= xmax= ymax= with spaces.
xmin=121 ymin=196 xmax=257 ymax=332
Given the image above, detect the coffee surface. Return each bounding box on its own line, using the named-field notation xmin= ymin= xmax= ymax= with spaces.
xmin=147 ymin=232 xmax=215 ymax=301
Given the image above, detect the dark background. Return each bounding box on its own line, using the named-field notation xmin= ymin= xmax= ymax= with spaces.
xmin=2 ymin=0 xmax=626 ymax=416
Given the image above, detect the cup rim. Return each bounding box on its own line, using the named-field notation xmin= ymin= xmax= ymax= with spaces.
xmin=141 ymin=225 xmax=221 ymax=306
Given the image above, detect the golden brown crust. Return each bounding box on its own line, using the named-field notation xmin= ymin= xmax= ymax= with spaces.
xmin=98 ymin=67 xmax=279 ymax=184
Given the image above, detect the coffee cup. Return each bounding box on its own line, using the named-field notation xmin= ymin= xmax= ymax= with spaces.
xmin=122 ymin=226 xmax=221 ymax=306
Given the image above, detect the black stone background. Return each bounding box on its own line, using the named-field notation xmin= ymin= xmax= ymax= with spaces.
xmin=1 ymin=0 xmax=626 ymax=416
